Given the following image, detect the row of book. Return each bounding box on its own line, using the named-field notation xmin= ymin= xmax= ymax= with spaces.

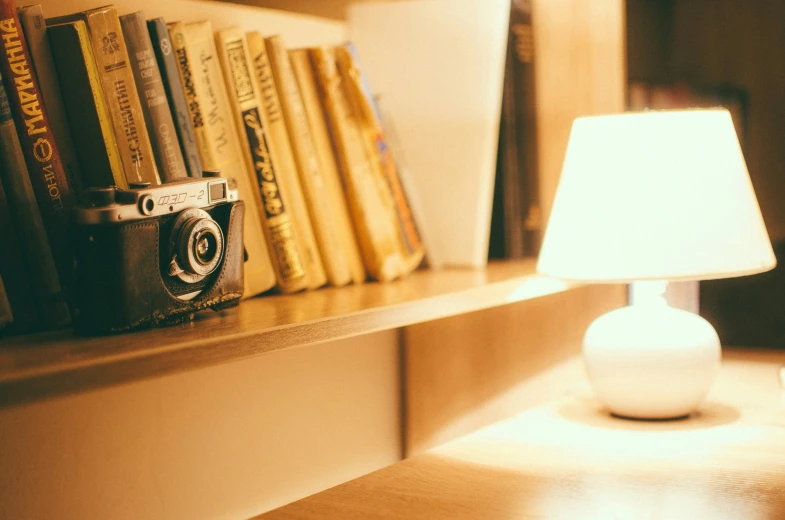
xmin=0 ymin=0 xmax=424 ymax=334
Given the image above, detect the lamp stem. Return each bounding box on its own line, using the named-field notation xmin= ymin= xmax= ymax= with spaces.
xmin=630 ymin=280 xmax=668 ymax=306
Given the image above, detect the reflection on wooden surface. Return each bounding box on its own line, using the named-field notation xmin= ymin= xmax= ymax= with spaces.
xmin=258 ymin=349 xmax=785 ymax=520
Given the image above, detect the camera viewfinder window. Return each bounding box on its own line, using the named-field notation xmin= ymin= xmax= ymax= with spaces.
xmin=209 ymin=182 xmax=227 ymax=204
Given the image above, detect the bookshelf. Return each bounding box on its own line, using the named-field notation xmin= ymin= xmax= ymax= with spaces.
xmin=0 ymin=0 xmax=628 ymax=518
xmin=2 ymin=259 xmax=577 ymax=407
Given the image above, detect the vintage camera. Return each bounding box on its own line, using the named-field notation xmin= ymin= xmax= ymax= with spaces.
xmin=72 ymin=175 xmax=245 ymax=334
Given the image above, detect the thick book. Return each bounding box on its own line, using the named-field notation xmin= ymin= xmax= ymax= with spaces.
xmin=48 ymin=21 xmax=127 ymax=189
xmin=180 ymin=20 xmax=275 ymax=297
xmin=509 ymin=0 xmax=541 ymax=257
xmin=335 ymin=43 xmax=425 ymax=275
xmin=311 ymin=46 xmax=404 ymax=282
xmin=147 ymin=18 xmax=202 ymax=178
xmin=488 ymin=29 xmax=523 ymax=260
xmin=17 ymin=4 xmax=84 ymax=202
xmin=120 ymin=11 xmax=187 ymax=182
xmin=215 ymin=26 xmax=307 ymax=294
xmin=0 ymin=177 xmax=38 ymax=334
xmin=48 ymin=6 xmax=160 ymax=187
xmin=0 ymin=72 xmax=70 ymax=329
xmin=0 ymin=2 xmax=75 ymax=301
xmin=262 ymin=34 xmax=343 ymax=289
xmin=289 ymin=48 xmax=366 ymax=285
xmin=259 ymin=35 xmax=328 ymax=290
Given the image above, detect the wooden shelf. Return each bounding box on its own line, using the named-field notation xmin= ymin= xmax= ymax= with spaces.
xmin=0 ymin=259 xmax=577 ymax=407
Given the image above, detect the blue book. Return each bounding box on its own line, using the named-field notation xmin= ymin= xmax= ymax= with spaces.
xmin=147 ymin=17 xmax=203 ymax=178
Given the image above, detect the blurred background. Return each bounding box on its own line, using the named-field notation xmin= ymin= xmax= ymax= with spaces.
xmin=626 ymin=0 xmax=785 ymax=347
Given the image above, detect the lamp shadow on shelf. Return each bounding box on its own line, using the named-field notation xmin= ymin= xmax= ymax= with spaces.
xmin=556 ymin=396 xmax=741 ymax=432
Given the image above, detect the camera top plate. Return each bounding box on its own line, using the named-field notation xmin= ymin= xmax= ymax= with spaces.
xmin=74 ymin=177 xmax=238 ymax=225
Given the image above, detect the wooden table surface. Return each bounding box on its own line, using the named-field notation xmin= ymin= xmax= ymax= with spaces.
xmin=258 ymin=348 xmax=785 ymax=519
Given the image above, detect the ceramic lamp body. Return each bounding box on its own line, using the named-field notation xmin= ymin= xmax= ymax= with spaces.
xmin=583 ymin=298 xmax=721 ymax=419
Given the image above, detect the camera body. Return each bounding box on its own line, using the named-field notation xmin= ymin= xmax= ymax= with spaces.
xmin=72 ymin=176 xmax=245 ymax=334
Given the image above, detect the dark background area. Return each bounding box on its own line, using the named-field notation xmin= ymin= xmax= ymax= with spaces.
xmin=627 ymin=0 xmax=785 ymax=347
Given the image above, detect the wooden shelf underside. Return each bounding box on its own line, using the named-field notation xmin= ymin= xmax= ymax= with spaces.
xmin=0 ymin=259 xmax=579 ymax=407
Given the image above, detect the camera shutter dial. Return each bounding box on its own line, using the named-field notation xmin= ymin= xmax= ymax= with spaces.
xmin=85 ymin=187 xmax=116 ymax=207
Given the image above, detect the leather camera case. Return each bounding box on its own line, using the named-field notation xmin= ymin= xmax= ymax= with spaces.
xmin=72 ymin=200 xmax=245 ymax=334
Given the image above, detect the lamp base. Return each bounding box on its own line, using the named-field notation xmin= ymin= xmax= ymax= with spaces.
xmin=583 ymin=289 xmax=720 ymax=420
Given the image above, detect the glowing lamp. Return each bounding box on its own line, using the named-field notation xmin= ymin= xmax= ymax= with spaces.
xmin=537 ymin=110 xmax=775 ymax=419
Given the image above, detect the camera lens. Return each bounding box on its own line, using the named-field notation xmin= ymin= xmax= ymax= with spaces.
xmin=175 ymin=214 xmax=224 ymax=277
xmin=194 ymin=228 xmax=219 ymax=266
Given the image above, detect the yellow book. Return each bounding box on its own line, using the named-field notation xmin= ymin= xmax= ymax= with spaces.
xmin=216 ymin=27 xmax=307 ymax=294
xmin=47 ymin=20 xmax=127 ymax=190
xmin=168 ymin=21 xmax=215 ymax=170
xmin=262 ymin=35 xmax=326 ymax=290
xmin=335 ymin=44 xmax=425 ymax=275
xmin=48 ymin=6 xmax=160 ymax=187
xmin=310 ymin=47 xmax=404 ymax=282
xmin=289 ymin=48 xmax=366 ymax=285
xmin=254 ymin=33 xmax=350 ymax=287
xmin=180 ymin=20 xmax=276 ymax=297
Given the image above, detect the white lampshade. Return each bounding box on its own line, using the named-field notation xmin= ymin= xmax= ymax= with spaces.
xmin=537 ymin=109 xmax=776 ymax=283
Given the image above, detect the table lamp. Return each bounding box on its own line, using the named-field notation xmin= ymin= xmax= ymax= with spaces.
xmin=537 ymin=109 xmax=776 ymax=420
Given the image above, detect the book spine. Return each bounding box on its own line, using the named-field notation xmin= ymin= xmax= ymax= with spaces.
xmin=148 ymin=18 xmax=202 ymax=178
xmin=216 ymin=27 xmax=306 ymax=293
xmin=374 ymin=96 xmax=439 ymax=269
xmin=48 ymin=21 xmax=127 ymax=189
xmin=262 ymin=34 xmax=335 ymax=289
xmin=510 ymin=0 xmax=541 ymax=257
xmin=289 ymin=48 xmax=366 ymax=285
xmin=0 ymin=4 xmax=75 ymax=300
xmin=120 ymin=11 xmax=187 ymax=182
xmin=491 ymin=31 xmax=524 ymax=259
xmin=335 ymin=44 xmax=425 ymax=274
xmin=183 ymin=20 xmax=275 ymax=297
xmin=0 ymin=178 xmax=38 ymax=333
xmin=17 ymin=4 xmax=84 ymax=202
xmin=82 ymin=6 xmax=160 ymax=186
xmin=311 ymin=46 xmax=403 ymax=282
xmin=0 ymin=274 xmax=12 ymax=330
xmin=0 ymin=72 xmax=70 ymax=329
xmin=167 ymin=21 xmax=212 ymax=173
